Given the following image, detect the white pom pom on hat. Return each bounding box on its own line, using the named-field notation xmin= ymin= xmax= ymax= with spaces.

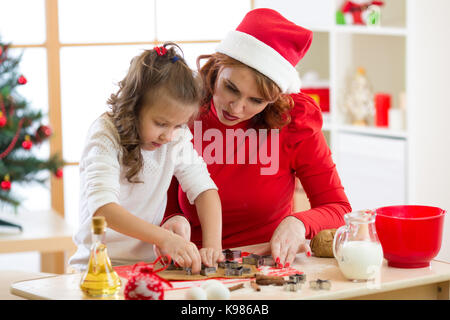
xmin=216 ymin=8 xmax=313 ymax=94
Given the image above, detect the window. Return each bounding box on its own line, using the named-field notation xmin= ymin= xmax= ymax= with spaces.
xmin=58 ymin=1 xmax=252 ymax=228
xmin=1 ymin=0 xmax=253 ymax=232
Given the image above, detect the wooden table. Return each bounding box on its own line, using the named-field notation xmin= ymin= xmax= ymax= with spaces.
xmin=0 ymin=270 xmax=56 ymax=300
xmin=10 ymin=254 xmax=450 ymax=300
xmin=0 ymin=210 xmax=76 ymax=274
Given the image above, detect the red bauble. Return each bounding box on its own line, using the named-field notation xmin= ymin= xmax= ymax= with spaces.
xmin=0 ymin=114 xmax=6 ymax=127
xmin=40 ymin=125 xmax=52 ymax=137
xmin=17 ymin=75 xmax=27 ymax=85
xmin=1 ymin=180 xmax=11 ymax=190
xmin=55 ymin=168 xmax=63 ymax=178
xmin=124 ymin=264 xmax=172 ymax=300
xmin=35 ymin=125 xmax=53 ymax=143
xmin=22 ymin=140 xmax=33 ymax=150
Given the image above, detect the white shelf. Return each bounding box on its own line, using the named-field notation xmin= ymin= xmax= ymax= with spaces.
xmin=308 ymin=26 xmax=332 ymax=33
xmin=333 ymin=25 xmax=407 ymax=36
xmin=321 ymin=122 xmax=407 ymax=139
xmin=336 ymin=124 xmax=408 ymax=139
xmin=309 ymin=25 xmax=407 ymax=37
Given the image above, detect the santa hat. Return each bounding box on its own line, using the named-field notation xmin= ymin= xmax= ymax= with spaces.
xmin=216 ymin=8 xmax=313 ymax=94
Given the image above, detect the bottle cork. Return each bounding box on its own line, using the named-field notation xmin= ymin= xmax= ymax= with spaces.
xmin=92 ymin=216 xmax=106 ymax=234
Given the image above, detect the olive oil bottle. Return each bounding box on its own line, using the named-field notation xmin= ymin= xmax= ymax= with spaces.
xmin=80 ymin=216 xmax=121 ymax=297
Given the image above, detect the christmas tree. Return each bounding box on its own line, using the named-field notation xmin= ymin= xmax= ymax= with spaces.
xmin=0 ymin=38 xmax=63 ymax=211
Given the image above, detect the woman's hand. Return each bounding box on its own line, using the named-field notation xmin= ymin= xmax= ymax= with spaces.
xmin=158 ymin=231 xmax=202 ymax=274
xmin=270 ymin=216 xmax=311 ymax=267
xmin=199 ymin=247 xmax=225 ymax=267
xmin=160 ymin=215 xmax=191 ymax=241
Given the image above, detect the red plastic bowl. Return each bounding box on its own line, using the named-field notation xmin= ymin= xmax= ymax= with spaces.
xmin=375 ymin=205 xmax=446 ymax=268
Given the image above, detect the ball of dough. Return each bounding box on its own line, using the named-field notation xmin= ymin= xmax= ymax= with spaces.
xmin=201 ymin=279 xmax=223 ymax=290
xmin=185 ymin=287 xmax=207 ymax=300
xmin=310 ymin=229 xmax=337 ymax=258
xmin=204 ymin=282 xmax=230 ymax=300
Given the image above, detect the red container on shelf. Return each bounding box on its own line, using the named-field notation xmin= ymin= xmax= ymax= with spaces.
xmin=301 ymin=88 xmax=330 ymax=112
xmin=375 ymin=205 xmax=446 ymax=268
xmin=375 ymin=93 xmax=391 ymax=127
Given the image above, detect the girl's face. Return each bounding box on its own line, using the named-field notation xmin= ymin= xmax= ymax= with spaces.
xmin=212 ymin=66 xmax=271 ymax=126
xmin=138 ymin=94 xmax=197 ymax=151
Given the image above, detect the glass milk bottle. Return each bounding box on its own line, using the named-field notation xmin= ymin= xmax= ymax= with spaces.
xmin=333 ymin=210 xmax=383 ymax=282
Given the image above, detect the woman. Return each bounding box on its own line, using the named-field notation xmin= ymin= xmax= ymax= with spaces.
xmin=161 ymin=8 xmax=351 ymax=267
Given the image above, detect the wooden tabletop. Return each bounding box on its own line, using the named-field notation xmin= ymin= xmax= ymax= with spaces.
xmin=0 ymin=270 xmax=56 ymax=300
xmin=10 ymin=254 xmax=450 ymax=300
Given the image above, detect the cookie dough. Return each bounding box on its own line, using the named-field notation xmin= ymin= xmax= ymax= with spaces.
xmin=310 ymin=229 xmax=337 ymax=258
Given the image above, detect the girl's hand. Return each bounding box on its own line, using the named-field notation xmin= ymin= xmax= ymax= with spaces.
xmin=270 ymin=216 xmax=311 ymax=268
xmin=199 ymin=247 xmax=225 ymax=267
xmin=159 ymin=232 xmax=202 ymax=274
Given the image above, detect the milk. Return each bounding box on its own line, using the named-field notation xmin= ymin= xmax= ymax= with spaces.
xmin=337 ymin=241 xmax=383 ymax=281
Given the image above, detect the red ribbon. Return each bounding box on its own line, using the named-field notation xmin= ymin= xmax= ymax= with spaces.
xmin=154 ymin=46 xmax=167 ymax=56
xmin=0 ymin=118 xmax=24 ymax=159
xmin=130 ymin=255 xmax=173 ymax=289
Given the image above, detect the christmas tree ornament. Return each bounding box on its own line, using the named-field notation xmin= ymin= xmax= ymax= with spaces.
xmin=17 ymin=75 xmax=27 ymax=85
xmin=39 ymin=125 xmax=52 ymax=137
xmin=22 ymin=135 xmax=33 ymax=150
xmin=124 ymin=256 xmax=173 ymax=300
xmin=1 ymin=175 xmax=11 ymax=191
xmin=0 ymin=112 xmax=6 ymax=127
xmin=365 ymin=4 xmax=382 ymax=26
xmin=341 ymin=1 xmax=384 ymax=26
xmin=341 ymin=67 xmax=374 ymax=125
xmin=35 ymin=125 xmax=52 ymax=143
xmin=55 ymin=168 xmax=63 ymax=178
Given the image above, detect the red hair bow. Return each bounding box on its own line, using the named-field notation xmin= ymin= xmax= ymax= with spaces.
xmin=154 ymin=46 xmax=167 ymax=56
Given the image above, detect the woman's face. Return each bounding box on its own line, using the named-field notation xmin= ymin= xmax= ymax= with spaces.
xmin=212 ymin=66 xmax=271 ymax=125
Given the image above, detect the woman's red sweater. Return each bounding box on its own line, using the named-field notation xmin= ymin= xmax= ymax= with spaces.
xmin=163 ymin=93 xmax=351 ymax=249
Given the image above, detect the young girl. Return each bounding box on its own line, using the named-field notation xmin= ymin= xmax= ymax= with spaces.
xmin=69 ymin=43 xmax=224 ymax=273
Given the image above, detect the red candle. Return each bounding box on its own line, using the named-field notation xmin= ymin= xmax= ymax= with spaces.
xmin=375 ymin=93 xmax=391 ymax=127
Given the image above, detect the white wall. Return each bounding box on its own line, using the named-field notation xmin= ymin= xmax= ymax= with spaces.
xmin=409 ymin=0 xmax=450 ymax=262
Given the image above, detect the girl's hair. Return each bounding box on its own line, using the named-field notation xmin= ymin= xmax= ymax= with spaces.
xmin=107 ymin=42 xmax=202 ymax=183
xmin=197 ymin=52 xmax=293 ymax=129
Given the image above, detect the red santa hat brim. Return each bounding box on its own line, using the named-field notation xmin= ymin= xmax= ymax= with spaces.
xmin=216 ymin=30 xmax=302 ymax=93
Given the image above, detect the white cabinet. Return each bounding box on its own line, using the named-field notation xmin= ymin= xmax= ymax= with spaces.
xmin=336 ymin=132 xmax=406 ymax=211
